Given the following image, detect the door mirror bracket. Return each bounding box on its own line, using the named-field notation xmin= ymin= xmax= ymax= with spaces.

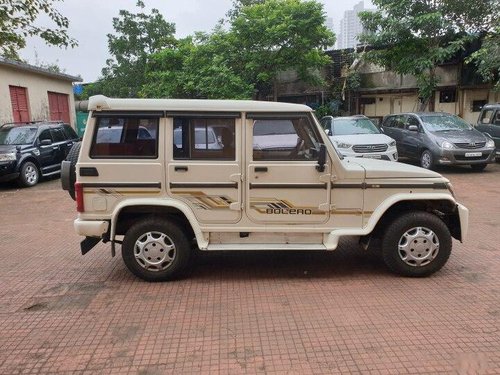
xmin=316 ymin=144 xmax=326 ymax=172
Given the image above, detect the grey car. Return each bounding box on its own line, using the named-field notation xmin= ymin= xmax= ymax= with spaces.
xmin=382 ymin=112 xmax=496 ymax=171
xmin=475 ymin=103 xmax=500 ymax=161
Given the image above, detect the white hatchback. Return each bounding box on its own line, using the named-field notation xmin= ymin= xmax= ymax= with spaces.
xmin=320 ymin=115 xmax=398 ymax=161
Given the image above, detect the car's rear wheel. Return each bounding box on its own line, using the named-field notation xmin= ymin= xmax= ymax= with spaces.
xmin=17 ymin=161 xmax=39 ymax=187
xmin=470 ymin=163 xmax=487 ymax=171
xmin=420 ymin=150 xmax=434 ymax=169
xmin=122 ymin=217 xmax=191 ymax=282
xmin=381 ymin=211 xmax=452 ymax=277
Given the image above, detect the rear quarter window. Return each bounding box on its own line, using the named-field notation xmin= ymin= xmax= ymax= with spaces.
xmin=90 ymin=117 xmax=159 ymax=158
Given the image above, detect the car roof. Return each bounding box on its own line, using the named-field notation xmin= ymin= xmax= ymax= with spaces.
xmin=1 ymin=121 xmax=66 ymax=128
xmin=89 ymin=95 xmax=312 ymax=113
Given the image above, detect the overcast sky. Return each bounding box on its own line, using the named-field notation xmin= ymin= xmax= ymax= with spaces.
xmin=20 ymin=0 xmax=373 ymax=82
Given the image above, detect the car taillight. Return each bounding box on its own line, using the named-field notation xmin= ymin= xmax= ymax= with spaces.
xmin=75 ymin=183 xmax=84 ymax=212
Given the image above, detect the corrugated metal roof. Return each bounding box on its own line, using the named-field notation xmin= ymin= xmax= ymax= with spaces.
xmin=0 ymin=57 xmax=82 ymax=82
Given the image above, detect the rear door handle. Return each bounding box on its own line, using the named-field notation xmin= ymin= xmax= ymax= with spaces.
xmin=175 ymin=166 xmax=188 ymax=172
xmin=254 ymin=167 xmax=268 ymax=172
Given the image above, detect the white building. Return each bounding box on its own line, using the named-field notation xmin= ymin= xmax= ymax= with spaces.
xmin=336 ymin=1 xmax=372 ymax=50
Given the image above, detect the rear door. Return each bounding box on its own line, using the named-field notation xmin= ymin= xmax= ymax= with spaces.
xmin=246 ymin=113 xmax=330 ymax=225
xmin=167 ymin=113 xmax=242 ymax=224
xmin=401 ymin=115 xmax=422 ymax=158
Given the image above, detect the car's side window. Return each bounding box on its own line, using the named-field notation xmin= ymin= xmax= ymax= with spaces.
xmin=480 ymin=109 xmax=494 ymax=124
xmin=90 ymin=117 xmax=159 ymax=158
xmin=406 ymin=116 xmax=420 ymax=129
xmin=62 ymin=124 xmax=78 ymax=140
xmin=173 ymin=118 xmax=235 ymax=160
xmin=492 ymin=111 xmax=500 ymax=126
xmin=394 ymin=116 xmax=406 ymax=130
xmin=252 ymin=116 xmax=320 ymax=161
xmin=51 ymin=128 xmax=66 ymax=143
xmin=38 ymin=129 xmax=53 ymax=143
xmin=382 ymin=117 xmax=393 ymax=128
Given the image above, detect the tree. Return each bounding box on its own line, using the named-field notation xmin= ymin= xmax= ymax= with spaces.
xmin=359 ymin=0 xmax=496 ymax=110
xmin=467 ymin=24 xmax=500 ymax=91
xmin=230 ymin=0 xmax=335 ymax=100
xmin=0 ymin=0 xmax=77 ymax=59
xmin=141 ymin=30 xmax=254 ymax=99
xmin=99 ymin=1 xmax=176 ymax=97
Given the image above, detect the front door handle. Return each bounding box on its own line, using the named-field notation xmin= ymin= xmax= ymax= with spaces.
xmin=254 ymin=167 xmax=268 ymax=172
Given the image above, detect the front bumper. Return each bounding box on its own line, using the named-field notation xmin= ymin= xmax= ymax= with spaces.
xmin=0 ymin=161 xmax=19 ymax=182
xmin=340 ymin=148 xmax=398 ymax=161
xmin=436 ymin=148 xmax=496 ymax=165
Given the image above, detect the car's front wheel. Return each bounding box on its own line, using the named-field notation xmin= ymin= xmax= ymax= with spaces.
xmin=381 ymin=211 xmax=452 ymax=277
xmin=420 ymin=150 xmax=434 ymax=169
xmin=18 ymin=161 xmax=39 ymax=187
xmin=122 ymin=217 xmax=191 ymax=281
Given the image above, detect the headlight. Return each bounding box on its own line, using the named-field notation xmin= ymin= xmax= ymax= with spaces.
xmin=335 ymin=141 xmax=352 ymax=149
xmin=388 ymin=140 xmax=396 ymax=147
xmin=486 ymin=139 xmax=495 ymax=148
xmin=0 ymin=152 xmax=16 ymax=162
xmin=441 ymin=141 xmax=455 ymax=149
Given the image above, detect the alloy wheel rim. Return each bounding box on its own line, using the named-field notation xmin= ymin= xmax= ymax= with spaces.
xmin=134 ymin=231 xmax=176 ymax=272
xmin=398 ymin=226 xmax=439 ymax=267
xmin=25 ymin=165 xmax=38 ymax=184
xmin=421 ymin=153 xmax=431 ymax=168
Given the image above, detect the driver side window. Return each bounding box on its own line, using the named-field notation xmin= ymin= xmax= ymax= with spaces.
xmin=252 ymin=116 xmax=320 ymax=161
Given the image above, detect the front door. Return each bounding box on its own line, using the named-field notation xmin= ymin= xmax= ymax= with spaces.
xmin=246 ymin=113 xmax=330 ymax=225
xmin=167 ymin=114 xmax=242 ymax=224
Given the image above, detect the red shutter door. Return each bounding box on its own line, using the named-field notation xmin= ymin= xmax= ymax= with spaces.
xmin=48 ymin=92 xmax=70 ymax=123
xmin=9 ymin=86 xmax=30 ymax=122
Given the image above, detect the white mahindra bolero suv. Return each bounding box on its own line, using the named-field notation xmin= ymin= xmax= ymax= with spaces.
xmin=62 ymin=96 xmax=469 ymax=281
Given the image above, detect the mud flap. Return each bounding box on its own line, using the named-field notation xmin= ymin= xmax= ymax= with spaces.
xmin=80 ymin=237 xmax=101 ymax=255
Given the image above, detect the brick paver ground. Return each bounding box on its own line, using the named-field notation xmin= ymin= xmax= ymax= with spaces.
xmin=0 ymin=163 xmax=499 ymax=374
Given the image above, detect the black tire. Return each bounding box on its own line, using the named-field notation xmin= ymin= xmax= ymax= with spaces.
xmin=122 ymin=217 xmax=191 ymax=282
xmin=65 ymin=142 xmax=81 ymax=200
xmin=420 ymin=150 xmax=434 ymax=170
xmin=17 ymin=161 xmax=40 ymax=187
xmin=470 ymin=163 xmax=487 ymax=171
xmin=381 ymin=211 xmax=452 ymax=277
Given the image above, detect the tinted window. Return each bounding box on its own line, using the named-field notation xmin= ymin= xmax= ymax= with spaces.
xmin=0 ymin=126 xmax=37 ymax=145
xmin=494 ymin=111 xmax=500 ymax=126
xmin=39 ymin=129 xmax=53 ymax=142
xmin=90 ymin=117 xmax=159 ymax=158
xmin=173 ymin=118 xmax=235 ymax=160
xmin=331 ymin=118 xmax=380 ymax=135
xmin=479 ymin=110 xmax=494 ymax=124
xmin=62 ymin=124 xmax=78 ymax=139
xmin=406 ymin=116 xmax=420 ymax=128
xmin=51 ymin=128 xmax=66 ymax=142
xmin=253 ymin=116 xmax=320 ymax=161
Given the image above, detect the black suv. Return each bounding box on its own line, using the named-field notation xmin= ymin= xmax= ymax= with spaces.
xmin=0 ymin=121 xmax=80 ymax=187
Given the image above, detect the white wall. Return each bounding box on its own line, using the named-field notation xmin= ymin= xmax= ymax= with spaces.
xmin=0 ymin=65 xmax=77 ymax=127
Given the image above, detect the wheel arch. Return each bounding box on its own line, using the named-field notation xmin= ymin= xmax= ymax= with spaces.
xmin=110 ymin=199 xmax=207 ymax=249
xmin=367 ymin=194 xmax=463 ymax=242
xmin=16 ymin=156 xmax=41 ymax=173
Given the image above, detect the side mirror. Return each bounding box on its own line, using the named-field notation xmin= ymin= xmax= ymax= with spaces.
xmin=316 ymin=144 xmax=326 ymax=172
xmin=408 ymin=125 xmax=418 ymax=132
xmin=40 ymin=139 xmax=52 ymax=146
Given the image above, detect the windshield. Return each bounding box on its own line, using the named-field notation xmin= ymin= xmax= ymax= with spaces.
xmin=421 ymin=115 xmax=472 ymax=132
xmin=0 ymin=127 xmax=37 ymax=145
xmin=332 ymin=118 xmax=380 ymax=135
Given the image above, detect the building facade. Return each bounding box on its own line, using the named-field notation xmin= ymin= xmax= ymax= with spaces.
xmin=0 ymin=58 xmax=81 ymax=127
xmin=336 ymin=1 xmax=371 ymax=50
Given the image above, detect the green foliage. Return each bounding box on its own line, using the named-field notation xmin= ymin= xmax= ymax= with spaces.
xmin=99 ymin=1 xmax=176 ymax=97
xmin=467 ymin=26 xmax=500 ymax=91
xmin=0 ymin=0 xmax=77 ymax=59
xmin=359 ymin=0 xmax=496 ymax=109
xmin=230 ymin=0 xmax=335 ymax=99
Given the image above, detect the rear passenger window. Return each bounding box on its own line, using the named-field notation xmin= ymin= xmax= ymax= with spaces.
xmin=62 ymin=124 xmax=78 ymax=139
xmin=173 ymin=118 xmax=235 ymax=160
xmin=90 ymin=117 xmax=159 ymax=158
xmin=51 ymin=128 xmax=66 ymax=142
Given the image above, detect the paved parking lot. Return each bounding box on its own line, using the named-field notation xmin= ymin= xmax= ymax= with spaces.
xmin=0 ymin=163 xmax=499 ymax=374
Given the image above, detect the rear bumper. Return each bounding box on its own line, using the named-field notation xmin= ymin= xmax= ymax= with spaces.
xmin=74 ymin=219 xmax=109 ymax=238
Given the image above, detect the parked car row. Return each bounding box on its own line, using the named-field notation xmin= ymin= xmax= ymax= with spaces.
xmin=320 ymin=103 xmax=499 ymax=171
